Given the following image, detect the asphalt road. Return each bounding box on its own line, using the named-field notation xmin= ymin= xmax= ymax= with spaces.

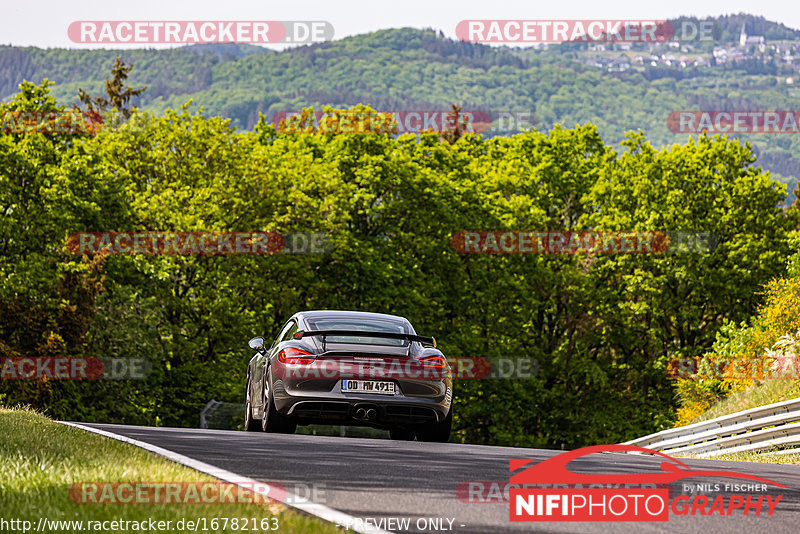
xmin=80 ymin=423 xmax=800 ymax=534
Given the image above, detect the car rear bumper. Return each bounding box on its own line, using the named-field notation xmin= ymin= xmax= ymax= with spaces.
xmin=272 ymin=377 xmax=452 ymax=427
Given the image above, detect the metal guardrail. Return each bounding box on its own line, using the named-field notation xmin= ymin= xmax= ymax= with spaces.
xmin=199 ymin=400 xmax=221 ymax=429
xmin=624 ymin=397 xmax=800 ymax=458
xmin=199 ymin=400 xmax=243 ymax=429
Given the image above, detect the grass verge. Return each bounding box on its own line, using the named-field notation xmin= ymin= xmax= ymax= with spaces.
xmin=0 ymin=405 xmax=343 ymax=533
xmin=689 ymin=379 xmax=800 ymax=424
xmin=674 ymin=379 xmax=800 ymax=465
xmin=677 ymin=449 xmax=800 ymax=464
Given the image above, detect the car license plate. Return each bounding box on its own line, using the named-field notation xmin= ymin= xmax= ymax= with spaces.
xmin=341 ymin=380 xmax=395 ymax=395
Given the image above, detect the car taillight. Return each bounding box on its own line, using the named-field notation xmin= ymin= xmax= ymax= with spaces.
xmin=278 ymin=347 xmax=316 ymax=365
xmin=420 ymin=355 xmax=446 ymax=369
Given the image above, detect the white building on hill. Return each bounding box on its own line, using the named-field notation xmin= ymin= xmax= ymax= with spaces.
xmin=739 ymin=23 xmax=766 ymax=51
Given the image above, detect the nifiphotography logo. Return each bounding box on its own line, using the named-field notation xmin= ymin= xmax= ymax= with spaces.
xmin=509 ymin=445 xmax=784 ymax=522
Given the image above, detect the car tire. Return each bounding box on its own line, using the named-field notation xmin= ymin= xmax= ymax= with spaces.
xmin=389 ymin=426 xmax=415 ymax=440
xmin=416 ymin=407 xmax=452 ymax=443
xmin=244 ymin=376 xmax=260 ymax=431
xmin=261 ymin=368 xmax=297 ymax=434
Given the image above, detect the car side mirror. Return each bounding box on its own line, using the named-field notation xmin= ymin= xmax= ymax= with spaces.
xmin=248 ymin=336 xmax=266 ymax=351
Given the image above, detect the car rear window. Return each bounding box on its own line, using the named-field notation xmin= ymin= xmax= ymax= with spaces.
xmin=305 ymin=318 xmax=410 ymax=346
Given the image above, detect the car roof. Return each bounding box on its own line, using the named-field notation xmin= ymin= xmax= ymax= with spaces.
xmin=295 ymin=310 xmax=410 ymax=323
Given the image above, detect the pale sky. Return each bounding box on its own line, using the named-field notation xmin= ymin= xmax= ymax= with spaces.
xmin=2 ymin=0 xmax=799 ymax=49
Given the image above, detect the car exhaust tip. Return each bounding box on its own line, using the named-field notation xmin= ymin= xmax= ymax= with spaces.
xmin=355 ymin=408 xmax=367 ymax=420
xmin=365 ymin=408 xmax=377 ymax=420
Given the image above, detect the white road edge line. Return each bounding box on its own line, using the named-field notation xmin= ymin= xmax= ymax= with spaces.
xmin=58 ymin=421 xmax=392 ymax=534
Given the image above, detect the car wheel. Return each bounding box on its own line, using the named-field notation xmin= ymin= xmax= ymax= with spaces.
xmin=261 ymin=368 xmax=296 ymax=434
xmin=389 ymin=426 xmax=415 ymax=440
xmin=416 ymin=407 xmax=452 ymax=443
xmin=244 ymin=376 xmax=260 ymax=431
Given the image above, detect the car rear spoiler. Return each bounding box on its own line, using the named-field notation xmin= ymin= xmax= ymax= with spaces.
xmin=293 ymin=330 xmax=436 ymax=348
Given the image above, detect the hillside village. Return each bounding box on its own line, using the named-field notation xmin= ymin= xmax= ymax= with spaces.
xmin=570 ymin=24 xmax=800 ymax=78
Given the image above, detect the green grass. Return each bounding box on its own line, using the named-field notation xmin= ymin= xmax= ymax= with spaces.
xmin=678 ymin=450 xmax=800 ymax=464
xmin=677 ymin=380 xmax=800 ymax=465
xmin=689 ymin=379 xmax=800 ymax=424
xmin=0 ymin=406 xmax=343 ymax=533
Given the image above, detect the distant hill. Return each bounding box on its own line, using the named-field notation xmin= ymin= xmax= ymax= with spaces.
xmin=0 ymin=45 xmax=223 ymax=103
xmin=669 ymin=13 xmax=800 ymax=42
xmin=1 ymin=14 xmax=798 ymax=202
xmin=183 ymin=43 xmax=273 ymax=59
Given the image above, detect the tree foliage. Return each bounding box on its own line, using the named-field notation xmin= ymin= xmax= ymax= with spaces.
xmin=3 ymin=21 xmax=800 ymax=204
xmin=0 ymin=80 xmax=797 ymax=447
xmin=77 ymin=56 xmax=147 ymax=120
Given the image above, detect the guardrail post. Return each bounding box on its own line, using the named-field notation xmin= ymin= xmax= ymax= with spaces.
xmin=200 ymin=400 xmax=221 ymax=429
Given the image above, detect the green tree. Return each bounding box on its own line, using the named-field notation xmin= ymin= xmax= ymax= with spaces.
xmin=77 ymin=56 xmax=147 ymax=120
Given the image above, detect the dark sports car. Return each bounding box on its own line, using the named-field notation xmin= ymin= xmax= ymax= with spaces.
xmin=244 ymin=310 xmax=453 ymax=441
